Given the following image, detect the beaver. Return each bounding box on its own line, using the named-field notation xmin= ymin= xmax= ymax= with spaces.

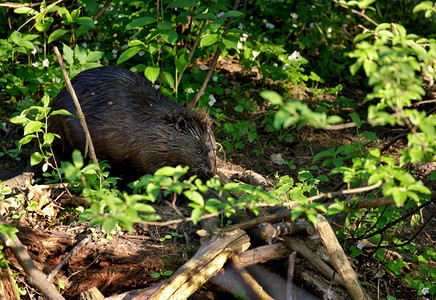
xmin=47 ymin=66 xmax=217 ymax=181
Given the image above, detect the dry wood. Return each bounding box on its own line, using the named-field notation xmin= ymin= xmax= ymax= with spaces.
xmin=0 ymin=216 xmax=64 ymax=300
xmin=240 ymin=170 xmax=272 ymax=190
xmin=149 ymin=229 xmax=250 ymax=300
xmin=230 ymin=255 xmax=274 ymax=300
xmin=258 ymin=221 xmax=307 ymax=244
xmin=314 ymin=214 xmax=370 ymax=300
xmin=239 ymin=243 xmax=290 ymax=266
xmin=283 ymin=237 xmax=345 ymax=287
xmin=80 ymin=287 xmax=105 ymax=300
xmin=47 ymin=234 xmax=90 ymax=281
xmin=286 ymin=251 xmax=297 ymax=300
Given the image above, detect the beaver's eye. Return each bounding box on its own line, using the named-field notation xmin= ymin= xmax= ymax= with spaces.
xmin=196 ymin=147 xmax=203 ymax=154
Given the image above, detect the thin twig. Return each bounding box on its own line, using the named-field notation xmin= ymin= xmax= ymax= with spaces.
xmin=93 ymin=0 xmax=112 ymax=21
xmin=53 ymin=46 xmax=100 ymax=170
xmin=47 ymin=234 xmax=91 ymax=281
xmin=188 ymin=0 xmax=241 ymax=109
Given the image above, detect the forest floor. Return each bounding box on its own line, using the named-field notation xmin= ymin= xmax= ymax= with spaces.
xmin=0 ymin=61 xmax=435 ymax=299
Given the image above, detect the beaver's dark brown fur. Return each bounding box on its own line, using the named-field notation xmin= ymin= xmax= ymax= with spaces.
xmin=48 ymin=66 xmax=217 ymax=181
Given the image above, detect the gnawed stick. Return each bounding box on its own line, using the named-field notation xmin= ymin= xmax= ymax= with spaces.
xmin=0 ymin=216 xmax=64 ymax=300
xmin=314 ymin=214 xmax=370 ymax=300
xmin=148 ymin=229 xmax=250 ymax=300
xmin=230 ymin=254 xmax=273 ymax=300
xmin=283 ymin=236 xmax=345 ymax=287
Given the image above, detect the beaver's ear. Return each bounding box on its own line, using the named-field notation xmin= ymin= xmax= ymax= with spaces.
xmin=175 ymin=116 xmax=187 ymax=132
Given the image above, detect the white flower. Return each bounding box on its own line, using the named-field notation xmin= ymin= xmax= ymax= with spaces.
xmin=240 ymin=33 xmax=248 ymax=42
xmin=94 ymin=20 xmax=98 ymax=25
xmin=212 ymin=76 xmax=218 ymax=82
xmin=38 ymin=78 xmax=44 ymax=84
xmin=263 ymin=37 xmax=268 ymax=42
xmin=42 ymin=163 xmax=49 ymax=172
xmin=138 ymin=50 xmax=145 ymax=56
xmin=94 ymin=46 xmax=99 ymax=51
xmin=217 ymin=12 xmax=225 ymax=18
xmin=54 ymin=77 xmax=61 ymax=83
xmin=262 ymin=19 xmax=267 ymax=24
xmin=112 ymin=49 xmax=118 ymax=54
xmin=265 ymin=22 xmax=275 ymax=29
xmin=118 ymin=14 xmax=122 ymax=18
xmin=31 ymin=48 xmax=37 ymax=55
xmin=37 ymin=47 xmax=43 ymax=53
xmin=237 ymin=42 xmax=244 ymax=49
xmin=346 ymin=14 xmax=351 ymax=19
xmin=422 ymin=287 xmax=429 ymax=295
xmin=311 ymin=5 xmax=316 ymax=9
xmin=187 ymin=87 xmax=194 ymax=94
xmin=238 ymin=23 xmax=244 ymax=30
xmin=288 ymin=50 xmax=300 ymax=61
xmin=292 ymin=24 xmax=298 ymax=28
xmin=134 ymin=31 xmax=140 ymax=36
xmin=199 ymin=65 xmax=206 ymax=71
xmin=327 ymin=27 xmax=332 ymax=33
xmin=32 ymin=62 xmax=39 ymax=68
xmin=282 ymin=63 xmax=290 ymax=70
xmin=123 ymin=44 xmax=128 ymax=49
xmin=2 ymin=122 xmax=6 ymax=128
xmin=208 ymin=94 xmax=216 ymax=106
xmin=112 ymin=53 xmax=117 ymax=59
xmin=42 ymin=59 xmax=49 ymax=68
xmin=273 ymin=63 xmax=278 ymax=67
xmin=357 ymin=242 xmax=364 ymax=249
xmin=250 ymin=22 xmax=254 ymax=26
xmin=153 ymin=84 xmax=160 ymax=90
xmin=82 ymin=42 xmax=87 ymax=48
xmin=290 ymin=12 xmax=298 ymax=19
xmin=108 ymin=5 xmax=113 ymax=11
xmin=309 ymin=23 xmax=314 ymax=28
xmin=252 ymin=51 xmax=260 ymax=59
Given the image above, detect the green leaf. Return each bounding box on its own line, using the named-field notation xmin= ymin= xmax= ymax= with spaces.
xmin=14 ymin=7 xmax=38 ymax=15
xmin=72 ymin=149 xmax=83 ymax=169
xmin=30 ymin=152 xmax=44 ymax=166
xmin=222 ymin=35 xmax=239 ymax=50
xmin=102 ymin=218 xmax=118 ymax=234
xmin=260 ymin=90 xmax=283 ymax=105
xmin=51 ymin=109 xmax=73 ymax=116
xmin=222 ymin=10 xmax=244 ymax=18
xmin=43 ymin=133 xmax=55 ymax=145
xmin=413 ymin=1 xmax=434 ymax=13
xmin=125 ymin=17 xmax=155 ymax=30
xmin=74 ymin=45 xmax=87 ymax=65
xmin=191 ymin=207 xmax=204 ymax=224
xmin=327 ymin=202 xmax=345 ymax=215
xmin=18 ymin=134 xmax=36 ymax=146
xmin=144 ymin=65 xmax=160 ymax=83
xmin=392 ymin=188 xmax=407 ymax=206
xmin=194 ymin=13 xmax=217 ymax=20
xmin=24 ymin=121 xmax=43 ymax=135
xmin=117 ymin=47 xmax=142 ymax=65
xmin=48 ymin=29 xmax=68 ymax=43
xmin=160 ymin=29 xmax=178 ymax=45
xmin=162 ymin=71 xmax=175 ymax=89
xmin=200 ymin=34 xmax=219 ymax=48
xmin=10 ymin=115 xmax=29 ymax=125
xmin=167 ymin=0 xmax=197 ymax=8
xmin=62 ymin=43 xmax=74 ymax=65
xmin=87 ymin=51 xmax=104 ymax=62
xmin=362 ymin=132 xmax=378 ymax=142
xmin=184 ymin=190 xmax=204 ymax=206
xmin=76 ymin=17 xmax=95 ymax=28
